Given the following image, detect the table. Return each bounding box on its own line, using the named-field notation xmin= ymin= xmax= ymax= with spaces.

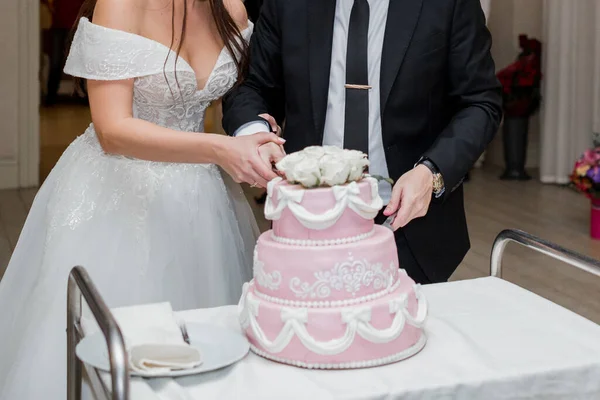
xmin=92 ymin=277 xmax=600 ymax=399
xmin=69 ymin=230 xmax=600 ymax=399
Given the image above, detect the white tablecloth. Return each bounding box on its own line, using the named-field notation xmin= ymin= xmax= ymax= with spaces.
xmin=103 ymin=277 xmax=600 ymax=399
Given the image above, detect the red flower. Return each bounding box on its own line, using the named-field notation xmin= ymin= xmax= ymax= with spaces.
xmin=496 ymin=35 xmax=542 ymax=117
xmin=517 ymin=74 xmax=535 ymax=87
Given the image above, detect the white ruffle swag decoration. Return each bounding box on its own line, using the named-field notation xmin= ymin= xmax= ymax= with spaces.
xmin=238 ymin=283 xmax=428 ymax=356
xmin=264 ymin=177 xmax=383 ymax=230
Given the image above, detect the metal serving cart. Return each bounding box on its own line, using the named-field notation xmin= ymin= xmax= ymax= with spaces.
xmin=66 ymin=229 xmax=600 ymax=400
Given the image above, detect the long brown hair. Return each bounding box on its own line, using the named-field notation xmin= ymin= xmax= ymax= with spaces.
xmin=71 ymin=0 xmax=249 ymax=92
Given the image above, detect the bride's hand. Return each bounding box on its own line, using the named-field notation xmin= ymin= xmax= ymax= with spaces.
xmin=216 ymin=133 xmax=285 ymax=188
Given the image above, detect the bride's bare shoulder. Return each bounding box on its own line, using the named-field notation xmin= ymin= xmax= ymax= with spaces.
xmin=223 ymin=0 xmax=249 ymax=30
xmin=92 ymin=0 xmax=145 ymax=33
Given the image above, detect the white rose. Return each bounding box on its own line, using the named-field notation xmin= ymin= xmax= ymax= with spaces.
xmin=319 ymin=154 xmax=351 ymax=186
xmin=276 ymin=146 xmax=370 ymax=187
xmin=341 ymin=150 xmax=369 ymax=181
xmin=301 ymin=146 xmax=326 ymax=159
xmin=343 ymin=149 xmax=367 ymax=162
xmin=348 ymin=158 xmax=369 ymax=181
xmin=288 ymin=158 xmax=321 ymax=188
xmin=348 ymin=159 xmax=369 ymax=181
xmin=275 ymin=152 xmax=305 ymax=174
xmin=323 ymin=145 xmax=344 ymax=156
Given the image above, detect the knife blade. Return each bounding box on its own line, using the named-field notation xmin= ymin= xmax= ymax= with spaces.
xmin=382 ymin=212 xmax=398 ymax=231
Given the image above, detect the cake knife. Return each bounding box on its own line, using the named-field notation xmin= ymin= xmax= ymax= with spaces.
xmin=382 ymin=212 xmax=398 ymax=231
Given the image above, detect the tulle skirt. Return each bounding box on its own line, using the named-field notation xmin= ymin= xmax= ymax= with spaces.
xmin=0 ymin=127 xmax=259 ymax=399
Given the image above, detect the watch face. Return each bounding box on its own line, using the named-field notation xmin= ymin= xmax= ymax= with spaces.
xmin=433 ymin=174 xmax=443 ymax=193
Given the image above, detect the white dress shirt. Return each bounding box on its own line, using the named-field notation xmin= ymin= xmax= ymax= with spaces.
xmin=480 ymin=0 xmax=491 ymax=20
xmin=236 ymin=0 xmax=392 ymax=203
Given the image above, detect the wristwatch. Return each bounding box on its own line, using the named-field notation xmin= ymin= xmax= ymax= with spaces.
xmin=418 ymin=158 xmax=445 ymax=199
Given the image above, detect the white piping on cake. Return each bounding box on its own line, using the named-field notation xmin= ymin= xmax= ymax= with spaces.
xmin=248 ymin=333 xmax=427 ymax=369
xmin=238 ymin=284 xmax=428 ymax=356
xmin=252 ymin=248 xmax=282 ymax=291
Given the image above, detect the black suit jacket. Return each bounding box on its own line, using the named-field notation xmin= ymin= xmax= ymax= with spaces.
xmin=245 ymin=0 xmax=263 ymax=23
xmin=224 ymin=0 xmax=503 ymax=282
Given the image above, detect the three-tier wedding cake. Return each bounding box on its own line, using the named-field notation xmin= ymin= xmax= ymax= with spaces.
xmin=238 ymin=146 xmax=427 ymax=369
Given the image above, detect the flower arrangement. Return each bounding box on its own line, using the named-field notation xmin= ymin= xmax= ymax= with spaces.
xmin=496 ymin=35 xmax=543 ymax=118
xmin=570 ymin=145 xmax=600 ymax=199
xmin=275 ymin=146 xmax=371 ymax=188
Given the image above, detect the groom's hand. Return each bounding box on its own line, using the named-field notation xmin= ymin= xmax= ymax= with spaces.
xmin=256 ymin=113 xmax=286 ymax=175
xmin=258 ymin=113 xmax=282 ymax=136
xmin=258 ymin=142 xmax=286 ymax=174
xmin=217 ymin=133 xmax=285 ymax=188
xmin=383 ymin=165 xmax=434 ymax=230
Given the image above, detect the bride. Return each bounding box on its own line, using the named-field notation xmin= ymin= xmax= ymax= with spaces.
xmin=0 ymin=0 xmax=282 ymax=397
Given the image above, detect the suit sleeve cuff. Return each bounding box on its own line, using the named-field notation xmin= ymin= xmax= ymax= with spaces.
xmin=234 ymin=121 xmax=270 ymax=137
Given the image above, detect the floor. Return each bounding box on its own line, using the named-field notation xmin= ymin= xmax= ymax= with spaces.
xmin=39 ymin=103 xmax=92 ymax=181
xmin=1 ymin=104 xmax=599 ymax=324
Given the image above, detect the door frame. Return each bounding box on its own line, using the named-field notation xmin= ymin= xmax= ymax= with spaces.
xmin=20 ymin=0 xmax=40 ymax=188
xmin=6 ymin=0 xmax=40 ymax=189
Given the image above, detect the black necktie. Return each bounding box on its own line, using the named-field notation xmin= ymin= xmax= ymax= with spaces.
xmin=344 ymin=0 xmax=370 ymax=155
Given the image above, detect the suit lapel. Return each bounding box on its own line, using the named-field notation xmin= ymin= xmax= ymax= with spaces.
xmin=380 ymin=0 xmax=423 ymax=113
xmin=307 ymin=0 xmax=336 ymax=142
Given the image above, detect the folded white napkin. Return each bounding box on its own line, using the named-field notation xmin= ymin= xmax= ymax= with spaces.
xmin=83 ymin=302 xmax=202 ymax=375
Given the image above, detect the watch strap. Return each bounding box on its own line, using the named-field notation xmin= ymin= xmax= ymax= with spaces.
xmin=417 ymin=158 xmax=445 ymax=198
xmin=419 ymin=159 xmax=438 ymax=174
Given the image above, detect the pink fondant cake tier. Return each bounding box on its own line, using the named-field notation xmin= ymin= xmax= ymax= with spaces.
xmin=254 ymin=226 xmax=400 ymax=303
xmin=266 ymin=178 xmax=379 ymax=241
xmin=239 ymin=280 xmax=427 ymax=369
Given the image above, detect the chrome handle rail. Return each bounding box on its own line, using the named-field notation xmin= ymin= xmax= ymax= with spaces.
xmin=490 ymin=229 xmax=600 ymax=279
xmin=67 ymin=266 xmax=129 ymax=400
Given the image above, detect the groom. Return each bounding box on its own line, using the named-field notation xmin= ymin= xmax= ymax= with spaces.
xmin=223 ymin=0 xmax=502 ymax=284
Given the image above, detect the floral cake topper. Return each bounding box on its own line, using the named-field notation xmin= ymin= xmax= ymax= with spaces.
xmin=275 ymin=146 xmax=370 ymax=188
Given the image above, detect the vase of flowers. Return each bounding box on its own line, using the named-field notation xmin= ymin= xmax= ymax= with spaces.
xmin=570 ymin=143 xmax=600 ymax=239
xmin=497 ymin=35 xmax=543 ymax=180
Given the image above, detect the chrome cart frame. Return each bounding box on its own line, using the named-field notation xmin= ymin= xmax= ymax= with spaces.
xmin=490 ymin=229 xmax=600 ymax=278
xmin=66 ymin=229 xmax=600 ymax=400
xmin=67 ymin=266 xmax=129 ymax=400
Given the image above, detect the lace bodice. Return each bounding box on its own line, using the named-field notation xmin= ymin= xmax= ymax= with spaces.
xmin=64 ymin=18 xmax=253 ymax=132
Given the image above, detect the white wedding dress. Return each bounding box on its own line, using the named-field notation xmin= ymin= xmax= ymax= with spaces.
xmin=0 ymin=18 xmax=257 ymax=399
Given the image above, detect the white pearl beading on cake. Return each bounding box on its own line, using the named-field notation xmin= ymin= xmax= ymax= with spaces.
xmin=248 ymin=333 xmax=427 ymax=369
xmin=264 ymin=177 xmax=383 ymax=230
xmin=238 ymin=283 xmax=427 ymax=356
xmin=271 ymin=229 xmax=375 ymax=246
xmin=252 ymin=276 xmax=402 ymax=308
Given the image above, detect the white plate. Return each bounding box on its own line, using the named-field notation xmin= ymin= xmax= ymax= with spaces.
xmin=76 ymin=323 xmax=250 ymax=378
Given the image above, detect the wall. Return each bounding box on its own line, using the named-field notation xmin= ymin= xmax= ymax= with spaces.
xmin=0 ymin=0 xmax=39 ymax=189
xmin=0 ymin=0 xmax=21 ymax=187
xmin=486 ymin=0 xmax=544 ymax=170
